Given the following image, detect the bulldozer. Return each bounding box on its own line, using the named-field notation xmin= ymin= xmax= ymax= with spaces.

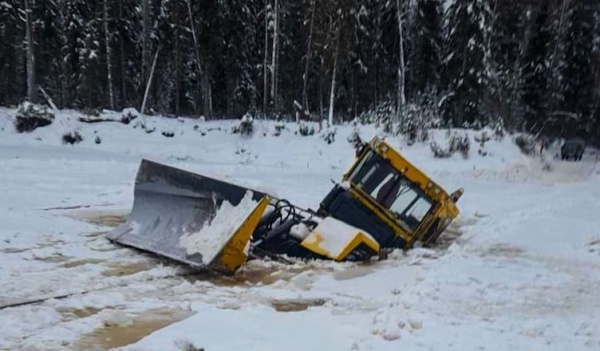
xmin=108 ymin=136 xmax=463 ymax=274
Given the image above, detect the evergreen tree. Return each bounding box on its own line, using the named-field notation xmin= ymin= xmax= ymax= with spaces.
xmin=520 ymin=0 xmax=551 ymax=132
xmin=409 ymin=0 xmax=442 ymax=98
xmin=556 ymin=0 xmax=595 ymax=137
xmin=442 ymin=0 xmax=491 ymax=126
xmin=488 ymin=0 xmax=526 ymax=127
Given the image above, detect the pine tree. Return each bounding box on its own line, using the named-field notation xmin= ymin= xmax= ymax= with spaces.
xmin=409 ymin=0 xmax=442 ymax=98
xmin=520 ymin=0 xmax=551 ymax=132
xmin=442 ymin=0 xmax=491 ymax=127
xmin=488 ymin=0 xmax=527 ymax=127
xmin=556 ymin=0 xmax=595 ymax=137
xmin=0 ymin=0 xmax=24 ymax=106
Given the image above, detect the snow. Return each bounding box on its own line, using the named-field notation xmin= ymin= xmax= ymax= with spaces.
xmin=178 ymin=190 xmax=259 ymax=263
xmin=0 ymin=106 xmax=599 ymax=351
xmin=305 ymin=217 xmax=378 ymax=258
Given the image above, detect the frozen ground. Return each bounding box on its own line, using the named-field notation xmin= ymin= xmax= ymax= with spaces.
xmin=0 ymin=107 xmax=599 ymax=351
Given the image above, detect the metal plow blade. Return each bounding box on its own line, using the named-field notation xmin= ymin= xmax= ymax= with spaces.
xmin=108 ymin=159 xmax=269 ymax=274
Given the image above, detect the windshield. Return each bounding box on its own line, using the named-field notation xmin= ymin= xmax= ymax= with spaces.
xmin=350 ymin=151 xmax=433 ymax=231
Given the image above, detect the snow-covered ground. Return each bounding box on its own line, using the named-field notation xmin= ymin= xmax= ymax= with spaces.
xmin=1 ymin=107 xmax=599 ymax=351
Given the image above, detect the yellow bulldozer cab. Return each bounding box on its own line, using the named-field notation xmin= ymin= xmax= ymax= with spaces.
xmin=341 ymin=137 xmax=462 ymax=247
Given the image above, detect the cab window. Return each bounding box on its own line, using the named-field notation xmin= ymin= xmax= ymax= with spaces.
xmin=350 ymin=151 xmax=433 ymax=231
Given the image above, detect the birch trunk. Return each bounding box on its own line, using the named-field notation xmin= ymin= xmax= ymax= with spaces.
xmin=270 ymin=0 xmax=279 ymax=112
xmin=396 ymin=0 xmax=406 ymax=121
xmin=263 ymin=0 xmax=269 ymax=116
xmin=175 ymin=1 xmax=181 ymax=116
xmin=104 ymin=0 xmax=115 ymax=110
xmin=118 ymin=0 xmax=127 ymax=106
xmin=328 ymin=28 xmax=340 ymax=127
xmin=24 ymin=0 xmax=36 ymax=102
xmin=141 ymin=47 xmax=160 ymax=117
xmin=141 ymin=0 xmax=150 ymax=90
xmin=301 ymin=0 xmax=316 ymax=116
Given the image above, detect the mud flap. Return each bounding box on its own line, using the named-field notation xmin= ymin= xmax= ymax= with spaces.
xmin=107 ymin=159 xmax=269 ymax=274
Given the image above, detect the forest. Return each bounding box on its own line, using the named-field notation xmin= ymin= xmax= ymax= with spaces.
xmin=0 ymin=0 xmax=599 ymax=141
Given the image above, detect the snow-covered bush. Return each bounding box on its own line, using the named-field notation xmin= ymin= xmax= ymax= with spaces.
xmin=121 ymin=108 xmax=139 ymax=125
xmin=62 ymin=131 xmax=83 ymax=144
xmin=474 ymin=131 xmax=491 ymax=156
xmin=430 ymin=141 xmax=453 ymax=158
xmin=514 ymin=134 xmax=536 ymax=155
xmin=14 ymin=102 xmax=55 ymax=133
xmin=358 ymin=99 xmax=395 ymax=125
xmin=321 ymin=127 xmax=337 ymax=144
xmin=273 ymin=124 xmax=286 ymax=137
xmin=347 ymin=121 xmax=363 ymax=153
xmin=399 ymin=101 xmax=439 ymax=145
xmin=81 ymin=107 xmax=101 ymax=117
xmin=298 ymin=122 xmax=315 ymax=136
xmin=240 ymin=113 xmax=253 ymax=136
xmin=175 ymin=339 xmax=204 ymax=351
xmin=429 ymin=131 xmax=470 ymax=159
xmin=233 ymin=113 xmax=254 ymax=136
xmin=161 ymin=130 xmax=175 ymax=138
xmin=454 ymin=134 xmax=470 ymax=159
xmin=492 ymin=118 xmax=505 ymax=141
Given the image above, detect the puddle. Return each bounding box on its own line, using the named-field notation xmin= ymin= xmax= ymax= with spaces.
xmin=59 ymin=307 xmax=102 ymax=320
xmin=60 ymin=258 xmax=106 ymax=269
xmin=271 ymin=298 xmax=327 ymax=312
xmin=102 ymin=261 xmax=154 ymax=277
xmin=0 ymin=247 xmax=30 ymax=254
xmin=85 ymin=231 xmax=109 ymax=238
xmin=83 ymin=214 xmax=127 ymax=228
xmin=70 ymin=210 xmax=128 ymax=228
xmin=33 ymin=254 xmax=70 ymax=263
xmin=482 ymin=243 xmax=526 ymax=257
xmin=74 ymin=308 xmax=192 ymax=350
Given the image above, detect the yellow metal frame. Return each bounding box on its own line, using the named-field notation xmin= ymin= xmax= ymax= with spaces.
xmin=343 ymin=137 xmax=461 ymax=247
xmin=300 ymin=230 xmax=380 ymax=261
xmin=210 ymin=196 xmax=270 ymax=274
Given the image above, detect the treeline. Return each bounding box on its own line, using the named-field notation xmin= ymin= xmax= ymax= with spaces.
xmin=0 ymin=0 xmax=599 ymax=140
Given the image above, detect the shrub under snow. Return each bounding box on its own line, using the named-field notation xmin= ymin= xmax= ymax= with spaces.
xmin=14 ymin=102 xmax=55 ymax=133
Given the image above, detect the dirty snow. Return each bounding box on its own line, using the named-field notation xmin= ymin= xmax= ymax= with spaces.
xmin=178 ymin=190 xmax=259 ymax=262
xmin=0 ymin=107 xmax=599 ymax=351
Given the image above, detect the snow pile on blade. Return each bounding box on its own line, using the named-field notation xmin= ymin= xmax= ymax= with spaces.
xmin=179 ymin=191 xmax=258 ymax=263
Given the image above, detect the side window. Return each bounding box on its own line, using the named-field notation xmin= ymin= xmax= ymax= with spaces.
xmin=388 ymin=181 xmax=432 ymax=230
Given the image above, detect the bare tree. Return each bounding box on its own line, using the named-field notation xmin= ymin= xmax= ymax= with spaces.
xmin=24 ymin=0 xmax=36 ymax=102
xmin=270 ymin=0 xmax=280 ymax=112
xmin=141 ymin=47 xmax=160 ymax=117
xmin=328 ymin=25 xmax=340 ymax=127
xmin=263 ymin=0 xmax=270 ymax=116
xmin=302 ymin=0 xmax=317 ymax=117
xmin=141 ymin=0 xmax=151 ymax=91
xmin=118 ymin=0 xmax=127 ymax=106
xmin=104 ymin=0 xmax=115 ymax=110
xmin=396 ymin=0 xmax=406 ymax=120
